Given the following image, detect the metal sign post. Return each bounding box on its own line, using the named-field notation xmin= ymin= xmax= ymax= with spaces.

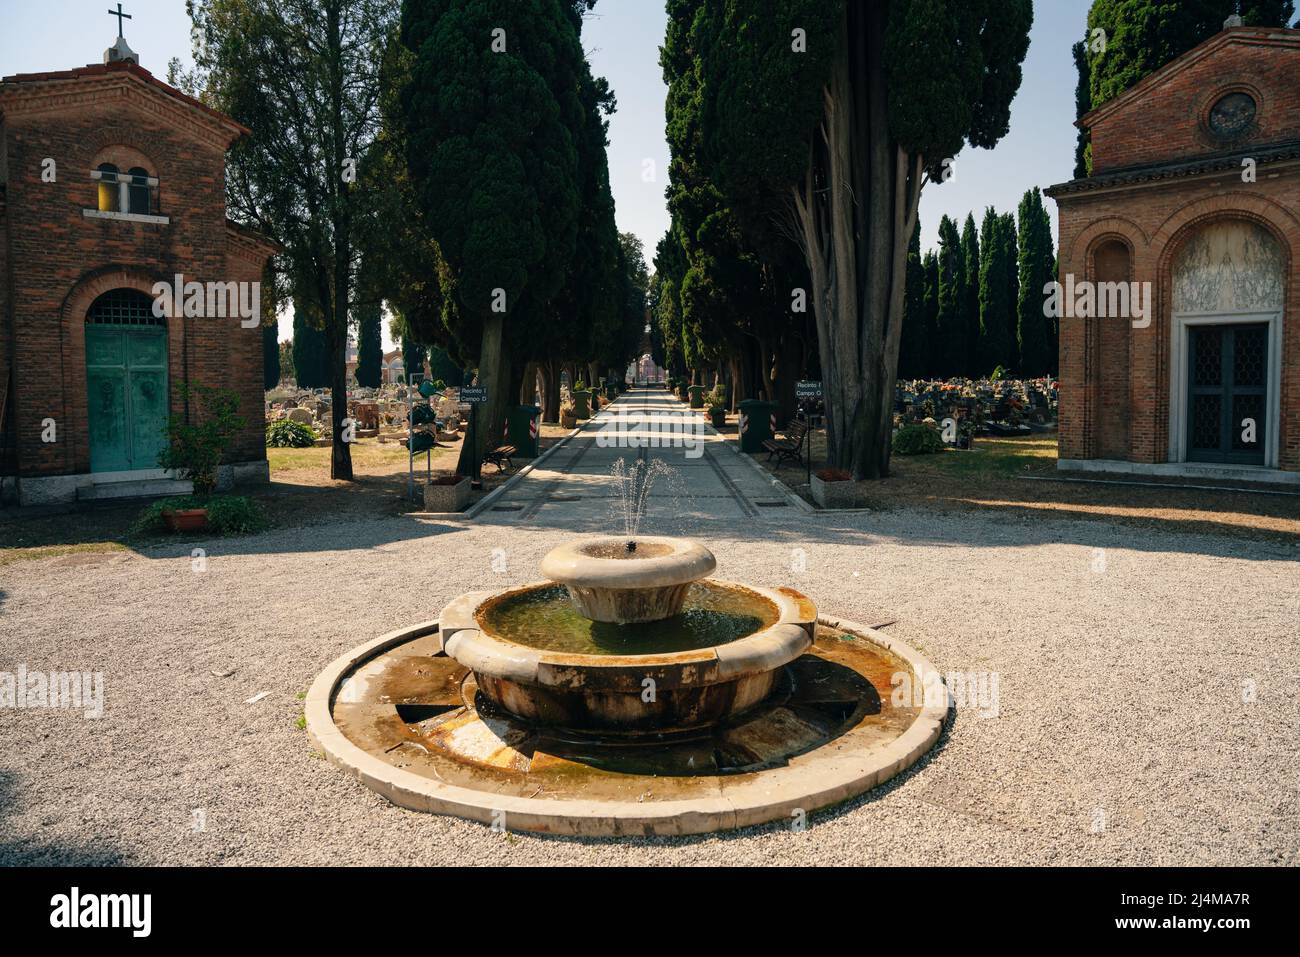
xmin=796 ymin=380 xmax=823 ymax=487
xmin=406 ymin=372 xmax=433 ymax=502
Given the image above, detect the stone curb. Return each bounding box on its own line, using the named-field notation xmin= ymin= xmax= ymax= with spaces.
xmin=306 ymin=612 xmax=952 ymax=837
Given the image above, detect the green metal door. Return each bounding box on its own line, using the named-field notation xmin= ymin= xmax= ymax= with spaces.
xmin=86 ymin=324 xmax=169 ymax=472
xmin=1186 ymin=324 xmax=1267 ymax=466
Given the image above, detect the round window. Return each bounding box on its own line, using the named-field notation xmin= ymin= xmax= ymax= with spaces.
xmin=1208 ymin=92 xmax=1256 ymax=138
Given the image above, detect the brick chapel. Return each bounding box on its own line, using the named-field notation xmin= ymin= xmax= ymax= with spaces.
xmin=1049 ymin=22 xmax=1300 ymax=482
xmin=0 ymin=26 xmax=276 ymax=505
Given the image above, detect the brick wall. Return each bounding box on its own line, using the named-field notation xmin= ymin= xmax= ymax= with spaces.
xmin=1054 ymin=169 xmax=1300 ymax=472
xmin=1054 ymin=29 xmax=1300 ymax=474
xmin=1089 ymin=30 xmax=1300 ymax=174
xmin=0 ymin=66 xmax=271 ymax=481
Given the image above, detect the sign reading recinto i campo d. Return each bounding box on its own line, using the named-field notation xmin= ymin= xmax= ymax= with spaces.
xmin=796 ymin=380 xmax=822 ymax=398
xmin=460 ymin=386 xmax=489 ymax=404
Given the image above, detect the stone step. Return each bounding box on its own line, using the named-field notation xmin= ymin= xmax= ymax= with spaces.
xmin=77 ymin=478 xmax=194 ymax=502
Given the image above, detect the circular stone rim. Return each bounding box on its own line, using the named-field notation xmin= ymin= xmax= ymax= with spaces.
xmin=451 ymin=580 xmax=809 ymax=684
xmin=539 ymin=535 xmax=717 ymax=591
xmin=305 ymin=614 xmax=952 ymax=837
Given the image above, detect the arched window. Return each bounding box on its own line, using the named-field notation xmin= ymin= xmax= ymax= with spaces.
xmin=127 ymin=167 xmax=152 ymax=215
xmin=97 ymin=163 xmax=120 ymax=212
xmin=87 ymin=288 xmax=165 ymax=327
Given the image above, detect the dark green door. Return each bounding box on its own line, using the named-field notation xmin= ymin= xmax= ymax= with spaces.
xmin=1187 ymin=324 xmax=1267 ymax=466
xmin=86 ymin=325 xmax=169 ymax=473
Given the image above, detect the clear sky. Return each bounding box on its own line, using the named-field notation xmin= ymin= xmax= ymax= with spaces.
xmin=3 ymin=0 xmax=1091 ymax=334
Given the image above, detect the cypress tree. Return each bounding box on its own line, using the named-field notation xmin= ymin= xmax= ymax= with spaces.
xmin=428 ymin=345 xmax=464 ymax=388
xmin=978 ymin=208 xmax=1014 ymax=376
xmin=292 ymin=305 xmax=329 ymax=390
xmin=402 ymin=338 xmax=427 ymax=386
xmin=1075 ymin=1 xmax=1296 ymax=176
xmin=922 ymin=250 xmax=940 ymax=380
xmin=262 ymin=320 xmax=280 ymax=390
xmin=961 ymin=213 xmax=981 ymax=377
xmin=693 ymin=0 xmax=1032 ymax=476
xmin=935 ymin=215 xmax=965 ymax=379
xmin=1000 ymin=212 xmax=1020 ymax=373
xmin=1017 ymin=187 xmax=1056 ymax=376
xmin=899 ymin=220 xmax=926 ymax=379
xmin=354 ymin=302 xmax=383 ymax=389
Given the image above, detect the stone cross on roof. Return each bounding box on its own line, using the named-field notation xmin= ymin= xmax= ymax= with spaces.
xmin=108 ymin=3 xmax=132 ymax=39
xmin=103 ymin=3 xmax=139 ymax=65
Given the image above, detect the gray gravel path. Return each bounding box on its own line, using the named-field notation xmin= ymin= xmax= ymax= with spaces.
xmin=2 ymin=399 xmax=1297 ymax=865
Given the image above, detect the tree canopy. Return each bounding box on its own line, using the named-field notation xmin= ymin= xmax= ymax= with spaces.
xmin=689 ymin=0 xmax=1032 ymax=476
xmin=1074 ymin=0 xmax=1297 ymax=175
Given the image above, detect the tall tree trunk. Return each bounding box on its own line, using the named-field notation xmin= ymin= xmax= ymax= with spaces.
xmin=775 ymin=336 xmax=800 ymax=423
xmin=543 ymin=359 xmax=561 ymax=422
xmin=326 ymin=1 xmax=353 ymax=483
xmin=788 ymin=2 xmax=923 ymax=480
xmin=456 ymin=312 xmax=508 ymax=476
xmin=519 ymin=361 xmax=538 ymax=405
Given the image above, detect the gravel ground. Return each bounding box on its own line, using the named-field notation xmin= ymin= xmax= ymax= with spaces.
xmin=2 ymin=501 xmax=1297 ymax=866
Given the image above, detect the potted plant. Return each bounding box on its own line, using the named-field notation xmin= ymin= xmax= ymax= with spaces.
xmin=156 ymin=384 xmax=246 ymax=532
xmin=560 ymin=401 xmax=577 ymax=429
xmin=810 ymin=467 xmax=862 ymax=509
xmin=707 ymin=385 xmax=728 ymax=428
xmin=423 ymin=471 xmax=471 ymax=512
xmin=572 ymin=380 xmax=590 ymax=419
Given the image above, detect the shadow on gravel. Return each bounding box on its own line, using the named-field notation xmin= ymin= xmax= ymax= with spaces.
xmin=132 ymin=515 xmax=466 ymax=561
xmin=0 ymin=770 xmax=131 ymax=866
xmin=478 ymin=507 xmax=1293 ymax=562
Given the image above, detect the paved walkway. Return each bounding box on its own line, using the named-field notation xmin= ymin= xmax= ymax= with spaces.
xmin=479 ymin=387 xmax=795 ymax=528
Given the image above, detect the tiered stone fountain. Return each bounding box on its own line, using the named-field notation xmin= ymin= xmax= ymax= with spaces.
xmin=440 ymin=536 xmax=813 ymax=734
xmin=307 ymin=535 xmax=949 ymax=836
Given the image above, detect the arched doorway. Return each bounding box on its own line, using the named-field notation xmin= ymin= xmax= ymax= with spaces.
xmin=84 ymin=289 xmax=170 ymax=473
xmin=1169 ymin=220 xmax=1284 ymax=468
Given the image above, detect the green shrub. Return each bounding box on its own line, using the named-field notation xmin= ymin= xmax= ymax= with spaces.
xmin=892 ymin=423 xmax=945 ymax=456
xmin=265 ymin=418 xmax=318 ymax=447
xmin=130 ymin=495 xmax=268 ymax=537
xmin=157 ymin=384 xmax=246 ymax=495
xmin=204 ymin=496 xmax=268 ymax=535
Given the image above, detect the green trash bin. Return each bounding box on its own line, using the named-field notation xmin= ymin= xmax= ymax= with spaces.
xmin=507 ymin=404 xmax=542 ymax=458
xmin=738 ymin=399 xmax=780 ymax=453
xmin=688 ymin=385 xmax=706 ymax=409
xmin=605 ymin=381 xmax=618 ymax=400
xmin=573 ymin=389 xmax=590 ymax=419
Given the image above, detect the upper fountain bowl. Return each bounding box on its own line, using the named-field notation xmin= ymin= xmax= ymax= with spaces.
xmin=540 ymin=536 xmax=717 ymax=623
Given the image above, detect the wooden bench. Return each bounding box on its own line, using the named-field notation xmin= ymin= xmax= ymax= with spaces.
xmin=484 ymin=444 xmax=517 ymax=472
xmin=763 ymin=418 xmax=809 ymax=467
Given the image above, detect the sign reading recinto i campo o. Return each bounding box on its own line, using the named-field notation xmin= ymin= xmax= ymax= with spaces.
xmin=460 ymin=386 xmax=489 ymax=404
xmin=796 ymin=380 xmax=823 ymax=398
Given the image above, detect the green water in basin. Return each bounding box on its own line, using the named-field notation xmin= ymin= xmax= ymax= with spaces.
xmin=479 ymin=582 xmax=778 ymax=656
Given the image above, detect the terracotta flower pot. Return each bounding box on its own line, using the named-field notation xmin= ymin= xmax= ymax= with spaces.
xmin=163 ymin=507 xmax=209 ymax=532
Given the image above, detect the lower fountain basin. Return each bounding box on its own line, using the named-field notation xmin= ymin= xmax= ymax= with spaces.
xmin=439 ymin=582 xmax=817 ymax=734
